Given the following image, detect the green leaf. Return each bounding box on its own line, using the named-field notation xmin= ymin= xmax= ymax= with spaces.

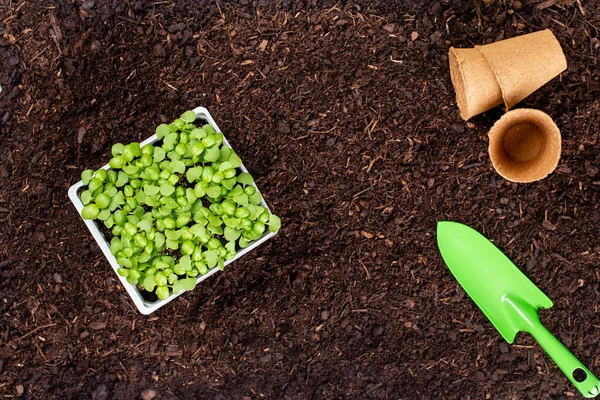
xmin=137 ymin=219 xmax=153 ymax=232
xmin=224 ymin=227 xmax=241 ymax=241
xmin=181 ymin=277 xmax=197 ymax=291
xmin=165 ymin=229 xmax=181 ymax=240
xmin=115 ymin=171 xmax=129 ymax=187
xmin=190 ymin=128 xmax=206 ymax=140
xmin=186 ymin=188 xmax=197 ymax=204
xmin=104 ymin=185 xmax=118 ymax=197
xmin=222 ymin=216 xmax=240 ymax=228
xmin=170 ymin=160 xmax=185 ymax=174
xmin=219 ymin=146 xmax=232 ymax=161
xmin=233 ymin=193 xmax=249 ymax=207
xmin=104 ymin=216 xmax=115 ymax=228
xmin=138 ymin=252 xmax=151 ymax=263
xmin=161 ymin=255 xmax=174 ymax=266
xmin=156 ymin=286 xmax=169 ymax=300
xmin=249 ymin=191 xmax=263 ymax=205
xmin=222 ymin=178 xmax=236 ymax=191
xmin=207 ymin=224 xmax=223 ymax=235
xmin=205 ymin=186 xmax=221 ymax=199
xmin=225 ymin=241 xmax=236 ymax=254
xmin=229 ymin=153 xmax=242 ymax=168
xmin=123 ymin=165 xmax=139 ymax=175
xmin=144 ymin=185 xmax=160 ymax=196
xmin=228 ymin=185 xmax=243 ymax=197
xmin=97 ymin=208 xmax=111 ymax=221
xmin=204 ymin=145 xmax=220 ymax=162
xmin=172 ymin=280 xmax=183 ymax=294
xmin=269 ymin=215 xmax=281 ymax=232
xmin=239 ymin=237 xmax=250 ymax=248
xmin=158 ymin=206 xmax=171 ymax=217
xmin=181 ymin=110 xmax=197 ymax=123
xmin=208 ymin=214 xmax=221 ymax=226
xmin=154 ymin=232 xmax=165 ymax=248
xmin=202 ymin=124 xmax=215 ymax=135
xmin=110 ymin=239 xmax=124 ymax=255
xmin=155 ymin=271 xmax=168 ymax=286
xmin=156 ymin=124 xmax=170 ymax=138
xmin=193 ymin=214 xmax=208 ymax=226
xmin=166 ymin=238 xmax=179 ymax=250
xmin=164 ymin=132 xmax=178 ymax=147
xmin=218 ymin=161 xmax=232 ymax=172
xmin=173 ymin=263 xmax=186 ymax=275
xmin=237 ymin=172 xmax=254 ymax=185
xmin=117 ymin=257 xmax=132 ymax=268
xmin=145 ymin=195 xmax=160 ymax=207
xmin=153 ymin=147 xmax=166 ymax=162
xmin=162 ymin=196 xmax=179 ymax=209
xmin=143 ymin=275 xmax=156 ymax=291
xmin=81 ymin=170 xmax=94 ymax=185
xmin=180 ymin=255 xmax=192 ymax=271
xmin=190 ymin=224 xmax=206 ymax=237
xmin=160 ymin=184 xmax=175 ymax=196
xmin=186 ymin=167 xmax=202 ymax=183
xmin=203 ymin=250 xmax=218 ymax=268
xmin=80 ymin=190 xmax=93 ymax=205
xmin=113 ymin=191 xmax=126 ymax=207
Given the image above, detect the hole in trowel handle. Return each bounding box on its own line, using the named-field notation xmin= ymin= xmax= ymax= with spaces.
xmin=573 ymin=368 xmax=588 ymax=383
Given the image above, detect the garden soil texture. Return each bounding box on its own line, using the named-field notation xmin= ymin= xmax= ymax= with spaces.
xmin=1 ymin=1 xmax=600 ymax=399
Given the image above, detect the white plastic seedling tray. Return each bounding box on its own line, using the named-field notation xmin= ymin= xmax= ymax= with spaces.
xmin=68 ymin=107 xmax=277 ymax=314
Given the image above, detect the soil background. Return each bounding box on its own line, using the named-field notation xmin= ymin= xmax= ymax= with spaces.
xmin=1 ymin=0 xmax=600 ymax=399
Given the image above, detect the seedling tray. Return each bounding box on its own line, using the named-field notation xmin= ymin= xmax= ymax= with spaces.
xmin=68 ymin=107 xmax=277 ymax=314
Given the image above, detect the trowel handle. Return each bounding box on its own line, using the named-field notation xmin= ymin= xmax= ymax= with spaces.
xmin=530 ymin=324 xmax=600 ymax=398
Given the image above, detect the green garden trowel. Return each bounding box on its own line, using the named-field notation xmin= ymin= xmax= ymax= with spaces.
xmin=437 ymin=221 xmax=600 ymax=398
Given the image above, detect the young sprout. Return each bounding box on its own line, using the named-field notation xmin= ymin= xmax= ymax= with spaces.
xmin=78 ymin=110 xmax=280 ymax=301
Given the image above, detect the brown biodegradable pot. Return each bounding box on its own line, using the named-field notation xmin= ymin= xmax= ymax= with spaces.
xmin=449 ymin=47 xmax=504 ymax=121
xmin=488 ymin=108 xmax=561 ymax=183
xmin=449 ymin=29 xmax=567 ymax=120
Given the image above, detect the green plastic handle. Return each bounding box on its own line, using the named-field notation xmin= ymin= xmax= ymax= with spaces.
xmin=529 ymin=324 xmax=600 ymax=398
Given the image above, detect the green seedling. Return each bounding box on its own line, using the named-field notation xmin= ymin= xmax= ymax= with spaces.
xmin=79 ymin=110 xmax=281 ymax=300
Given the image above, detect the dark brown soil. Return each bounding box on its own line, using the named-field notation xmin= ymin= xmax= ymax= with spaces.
xmin=1 ymin=0 xmax=600 ymax=399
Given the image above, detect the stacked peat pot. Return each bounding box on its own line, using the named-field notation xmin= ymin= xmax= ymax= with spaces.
xmin=449 ymin=29 xmax=567 ymax=183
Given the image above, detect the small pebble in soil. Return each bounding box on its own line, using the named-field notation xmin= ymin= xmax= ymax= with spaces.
xmin=382 ymin=23 xmax=397 ymax=33
xmin=140 ymin=388 xmax=157 ymax=400
xmin=91 ymin=384 xmax=108 ymax=400
xmin=16 ymin=385 xmax=24 ymax=396
xmin=277 ymin=120 xmax=290 ymax=134
xmin=35 ymin=232 xmax=46 ymax=243
xmin=89 ymin=321 xmax=107 ymax=330
xmin=153 ymin=43 xmax=166 ymax=57
xmin=451 ymin=123 xmax=465 ymax=134
xmin=90 ymin=40 xmax=102 ymax=52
